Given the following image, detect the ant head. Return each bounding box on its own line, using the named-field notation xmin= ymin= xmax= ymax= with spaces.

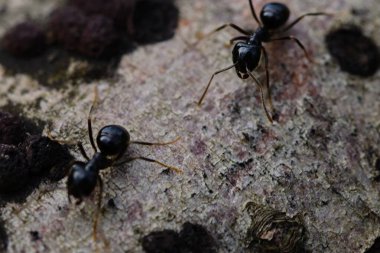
xmin=96 ymin=125 xmax=130 ymax=157
xmin=67 ymin=162 xmax=97 ymax=199
xmin=260 ymin=2 xmax=290 ymax=29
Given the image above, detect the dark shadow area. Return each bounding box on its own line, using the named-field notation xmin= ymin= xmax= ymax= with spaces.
xmin=132 ymin=0 xmax=179 ymax=44
xmin=365 ymin=237 xmax=380 ymax=253
xmin=325 ymin=25 xmax=379 ymax=77
xmin=141 ymin=222 xmax=217 ymax=253
xmin=0 ymin=219 xmax=7 ymax=252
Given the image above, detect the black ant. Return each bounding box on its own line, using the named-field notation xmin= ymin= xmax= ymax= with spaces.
xmin=197 ymin=1 xmax=331 ymax=123
xmin=65 ymin=89 xmax=181 ymax=243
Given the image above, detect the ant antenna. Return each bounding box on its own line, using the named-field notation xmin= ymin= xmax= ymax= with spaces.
xmin=279 ymin=12 xmax=333 ymax=33
xmin=88 ymin=87 xmax=99 ymax=153
xmin=130 ymin=136 xmax=181 ymax=146
xmin=248 ymin=0 xmax=262 ymax=26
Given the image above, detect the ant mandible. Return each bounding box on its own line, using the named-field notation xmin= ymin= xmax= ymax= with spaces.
xmin=197 ymin=1 xmax=330 ymax=123
xmin=66 ymin=89 xmax=181 ymax=242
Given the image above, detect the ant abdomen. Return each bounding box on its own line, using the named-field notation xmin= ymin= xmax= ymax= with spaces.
xmin=67 ymin=162 xmax=98 ymax=199
xmin=260 ymin=2 xmax=290 ymax=29
xmin=96 ymin=125 xmax=130 ymax=157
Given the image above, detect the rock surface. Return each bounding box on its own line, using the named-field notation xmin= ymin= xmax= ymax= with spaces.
xmin=0 ymin=0 xmax=379 ymax=252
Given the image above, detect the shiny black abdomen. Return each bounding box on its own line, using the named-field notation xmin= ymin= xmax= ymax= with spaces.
xmin=232 ymin=42 xmax=261 ymax=79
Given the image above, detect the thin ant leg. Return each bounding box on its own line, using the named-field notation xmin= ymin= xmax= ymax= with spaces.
xmin=207 ymin=23 xmax=250 ymax=37
xmin=44 ymin=137 xmax=90 ymax=161
xmin=46 ymin=126 xmax=91 ymax=159
xmin=114 ymin=157 xmax=183 ymax=173
xmin=248 ymin=0 xmax=262 ymax=26
xmin=198 ymin=62 xmax=238 ymax=106
xmin=247 ymin=72 xmax=273 ymax=123
xmin=77 ymin=142 xmax=90 ymax=161
xmin=261 ymin=46 xmax=274 ymax=112
xmin=268 ymin=36 xmax=311 ymax=61
xmin=280 ymin=12 xmax=332 ymax=33
xmin=194 ymin=23 xmax=251 ymax=47
xmin=229 ymin=36 xmax=250 ymax=45
xmin=93 ymin=175 xmax=103 ymax=243
xmin=65 ymin=161 xmax=78 ymax=204
xmin=88 ymin=87 xmax=99 ymax=153
xmin=130 ymin=136 xmax=180 ymax=146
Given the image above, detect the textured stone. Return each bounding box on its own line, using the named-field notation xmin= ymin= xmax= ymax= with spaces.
xmin=0 ymin=0 xmax=379 ymax=252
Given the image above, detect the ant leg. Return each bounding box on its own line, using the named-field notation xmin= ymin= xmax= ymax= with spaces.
xmin=195 ymin=24 xmax=251 ymax=46
xmin=198 ymin=63 xmax=238 ymax=106
xmin=268 ymin=36 xmax=311 ymax=61
xmin=88 ymin=87 xmax=99 ymax=153
xmin=261 ymin=47 xmax=274 ymax=112
xmin=248 ymin=0 xmax=262 ymax=26
xmin=229 ymin=36 xmax=250 ymax=45
xmin=77 ymin=142 xmax=90 ymax=161
xmin=114 ymin=157 xmax=183 ymax=173
xmin=93 ymin=175 xmax=103 ymax=243
xmin=280 ymin=12 xmax=332 ymax=33
xmin=130 ymin=136 xmax=180 ymax=146
xmin=247 ymin=72 xmax=273 ymax=123
xmin=65 ymin=161 xmax=82 ymax=204
xmin=46 ymin=126 xmax=90 ymax=159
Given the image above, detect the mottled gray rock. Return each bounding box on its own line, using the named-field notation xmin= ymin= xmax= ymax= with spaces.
xmin=0 ymin=0 xmax=379 ymax=252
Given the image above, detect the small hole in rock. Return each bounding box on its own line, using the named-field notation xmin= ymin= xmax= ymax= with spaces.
xmin=325 ymin=25 xmax=379 ymax=77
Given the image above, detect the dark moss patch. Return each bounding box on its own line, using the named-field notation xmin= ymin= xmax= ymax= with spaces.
xmin=47 ymin=6 xmax=87 ymax=51
xmin=0 ymin=219 xmax=7 ymax=252
xmin=179 ymin=222 xmax=217 ymax=253
xmin=0 ymin=111 xmax=73 ymax=203
xmin=142 ymin=229 xmax=180 ymax=253
xmin=78 ymin=15 xmax=120 ymax=58
xmin=0 ymin=109 xmax=43 ymax=143
xmin=142 ymin=222 xmax=217 ymax=253
xmin=1 ymin=21 xmax=46 ymax=57
xmin=0 ymin=0 xmax=179 ymax=87
xmin=325 ymin=25 xmax=379 ymax=77
xmin=0 ymin=46 xmax=126 ymax=87
xmin=365 ymin=237 xmax=380 ymax=253
xmin=68 ymin=0 xmax=135 ymax=29
xmin=22 ymin=135 xmax=72 ymax=180
xmin=0 ymin=144 xmax=29 ymax=193
xmin=0 ymin=111 xmax=28 ymax=145
xmin=132 ymin=0 xmax=179 ymax=44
